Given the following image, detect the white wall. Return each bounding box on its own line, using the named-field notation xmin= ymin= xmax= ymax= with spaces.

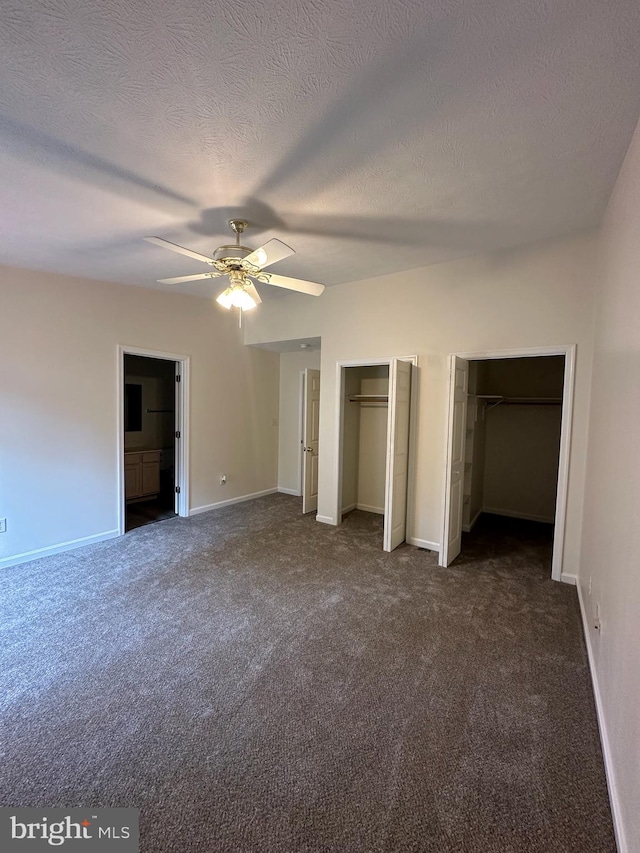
xmin=245 ymin=232 xmax=597 ymax=567
xmin=580 ymin=118 xmax=640 ymax=853
xmin=0 ymin=265 xmax=280 ymax=565
xmin=276 ymin=348 xmax=321 ymax=494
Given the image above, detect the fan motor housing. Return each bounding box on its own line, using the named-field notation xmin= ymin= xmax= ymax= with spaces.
xmin=213 ymin=244 xmax=252 ymax=265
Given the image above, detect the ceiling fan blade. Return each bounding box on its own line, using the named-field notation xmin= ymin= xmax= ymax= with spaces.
xmin=157 ymin=272 xmax=224 ymax=284
xmin=244 ymin=281 xmax=262 ymax=304
xmin=243 ymin=238 xmax=295 ymax=270
xmin=144 ymin=236 xmax=213 ymax=264
xmin=258 ymin=273 xmax=325 ymax=296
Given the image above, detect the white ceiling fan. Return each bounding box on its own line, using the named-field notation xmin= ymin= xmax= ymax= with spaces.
xmin=144 ymin=219 xmax=325 ymax=313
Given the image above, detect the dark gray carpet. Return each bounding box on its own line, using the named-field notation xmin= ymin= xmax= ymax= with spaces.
xmin=0 ymin=495 xmax=614 ymax=852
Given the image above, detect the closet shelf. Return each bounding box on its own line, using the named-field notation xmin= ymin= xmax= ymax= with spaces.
xmin=348 ymin=394 xmax=389 ymax=403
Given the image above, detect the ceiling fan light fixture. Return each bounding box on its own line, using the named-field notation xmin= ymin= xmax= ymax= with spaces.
xmin=146 ymin=221 xmax=325 ymax=314
xmin=216 ymin=284 xmax=257 ymax=311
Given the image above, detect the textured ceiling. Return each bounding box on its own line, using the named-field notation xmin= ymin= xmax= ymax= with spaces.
xmin=1 ymin=0 xmax=640 ymax=297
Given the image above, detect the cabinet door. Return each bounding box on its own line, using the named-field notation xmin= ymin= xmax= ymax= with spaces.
xmin=125 ymin=462 xmax=142 ymax=499
xmin=141 ymin=461 xmax=160 ymax=496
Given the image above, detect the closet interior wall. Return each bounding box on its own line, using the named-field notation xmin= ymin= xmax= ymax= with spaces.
xmin=341 ymin=365 xmax=389 ymax=516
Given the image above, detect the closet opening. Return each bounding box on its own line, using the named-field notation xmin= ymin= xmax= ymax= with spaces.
xmin=337 ymin=357 xmax=415 ymax=552
xmin=442 ymin=348 xmax=574 ymax=581
xmin=342 ymin=364 xmax=390 ymax=519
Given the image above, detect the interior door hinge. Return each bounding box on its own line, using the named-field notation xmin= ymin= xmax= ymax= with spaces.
xmin=175 ymin=374 xmax=181 ymax=383
xmin=175 ymin=485 xmax=181 ymax=494
xmin=175 ymin=430 xmax=181 ymax=439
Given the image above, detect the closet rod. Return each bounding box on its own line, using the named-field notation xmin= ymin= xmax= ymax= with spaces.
xmin=477 ymin=396 xmax=562 ymax=406
xmin=146 ymin=408 xmax=175 ymax=414
xmin=348 ymin=394 xmax=389 ymax=403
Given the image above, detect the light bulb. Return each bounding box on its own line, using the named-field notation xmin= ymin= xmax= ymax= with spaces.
xmin=216 ymin=289 xmax=234 ymax=310
xmin=216 ymin=285 xmax=257 ymax=311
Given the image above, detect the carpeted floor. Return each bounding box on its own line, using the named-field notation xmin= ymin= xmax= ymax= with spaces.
xmin=0 ymin=495 xmax=614 ymax=852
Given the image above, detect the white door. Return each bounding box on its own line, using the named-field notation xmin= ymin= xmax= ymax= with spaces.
xmin=441 ymin=356 xmax=469 ymax=566
xmin=302 ymin=368 xmax=320 ymax=514
xmin=383 ymin=359 xmax=412 ymax=551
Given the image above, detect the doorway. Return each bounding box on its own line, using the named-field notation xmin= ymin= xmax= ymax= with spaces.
xmin=337 ymin=357 xmax=416 ymax=552
xmin=441 ymin=346 xmax=575 ymax=581
xmin=117 ymin=346 xmax=189 ymax=534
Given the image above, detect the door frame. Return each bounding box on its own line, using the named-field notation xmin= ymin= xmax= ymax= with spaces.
xmin=440 ymin=344 xmax=576 ymax=582
xmin=117 ymin=345 xmax=190 ymax=535
xmin=334 ymin=355 xmax=418 ymax=527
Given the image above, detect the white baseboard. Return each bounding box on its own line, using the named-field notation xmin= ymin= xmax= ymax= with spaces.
xmin=277 ymin=487 xmax=301 ymax=496
xmin=316 ymin=515 xmax=336 ymax=525
xmin=576 ymin=583 xmax=627 ymax=853
xmin=189 ymin=488 xmax=277 ymax=516
xmin=483 ymin=507 xmax=555 ymax=524
xmin=341 ymin=503 xmax=357 ymax=515
xmin=560 ymin=572 xmax=577 ymax=586
xmin=0 ymin=529 xmax=121 ymax=569
xmin=356 ymin=503 xmax=384 ymax=515
xmin=406 ymin=536 xmax=440 ymax=553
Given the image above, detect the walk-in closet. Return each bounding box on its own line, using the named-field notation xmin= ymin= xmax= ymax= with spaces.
xmin=458 ymin=355 xmax=565 ymax=567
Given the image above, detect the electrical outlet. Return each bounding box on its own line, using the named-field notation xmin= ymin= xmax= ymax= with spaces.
xmin=0 ymin=517 xmax=6 ymax=533
xmin=220 ymin=475 xmax=227 ymax=485
xmin=594 ymin=603 xmax=601 ymax=633
xmin=588 ymin=576 xmax=592 ymax=596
